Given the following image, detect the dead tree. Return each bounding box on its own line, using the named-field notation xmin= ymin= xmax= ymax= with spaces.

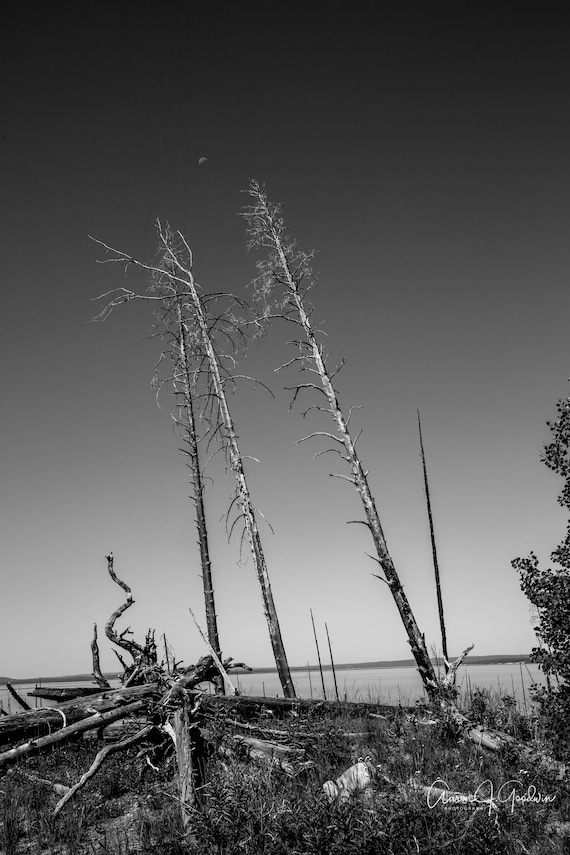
xmin=172 ymin=300 xmax=223 ymax=692
xmin=91 ymin=225 xmax=295 ymax=698
xmin=241 ymin=181 xmax=465 ymax=701
xmin=104 ymin=553 xmax=159 ymax=684
xmin=91 ymin=622 xmax=111 ymax=689
xmin=417 ymin=408 xmax=449 ymax=671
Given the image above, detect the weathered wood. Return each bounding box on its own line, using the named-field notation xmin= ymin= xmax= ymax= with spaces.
xmin=417 ymin=408 xmax=450 ymax=671
xmin=173 ymin=700 xmax=195 ymax=828
xmin=323 ymin=759 xmax=374 ymax=803
xmin=8 ymin=770 xmax=70 ymax=797
xmin=91 ymin=622 xmax=112 ymax=689
xmin=0 ymin=683 xmax=159 ymax=746
xmin=0 ymin=699 xmax=149 ymax=770
xmin=52 ymin=725 xmax=155 ymax=816
xmin=7 ymin=682 xmax=31 ymax=711
xmin=27 ymin=686 xmax=104 ymax=702
xmin=185 ymin=690 xmax=409 ymax=717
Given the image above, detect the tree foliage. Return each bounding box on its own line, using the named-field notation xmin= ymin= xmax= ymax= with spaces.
xmin=513 ymin=395 xmax=570 ymax=756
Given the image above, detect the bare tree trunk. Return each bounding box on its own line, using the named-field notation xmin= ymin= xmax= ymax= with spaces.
xmin=417 ymin=408 xmax=449 ymax=670
xmin=174 ymin=302 xmax=223 ymax=694
xmin=91 ymin=622 xmax=111 ymax=689
xmin=242 ymin=182 xmax=439 ymax=695
xmin=173 ymin=697 xmax=196 ymax=828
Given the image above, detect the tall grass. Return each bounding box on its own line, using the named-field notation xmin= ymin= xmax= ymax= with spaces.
xmin=1 ymin=688 xmax=567 ymax=854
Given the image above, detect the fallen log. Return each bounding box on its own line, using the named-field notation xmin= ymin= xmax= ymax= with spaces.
xmin=27 ymin=686 xmax=105 ymax=702
xmin=216 ymin=734 xmax=309 ymax=776
xmin=0 ymin=699 xmax=149 ymax=770
xmin=0 ymin=683 xmax=159 ymax=746
xmin=184 ymin=691 xmax=409 ymax=718
xmin=191 ymin=690 xmax=566 ymax=778
xmin=6 ymin=769 xmax=70 ymax=797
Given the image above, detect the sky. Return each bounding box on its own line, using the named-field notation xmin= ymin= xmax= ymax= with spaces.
xmin=1 ymin=2 xmax=569 ymax=679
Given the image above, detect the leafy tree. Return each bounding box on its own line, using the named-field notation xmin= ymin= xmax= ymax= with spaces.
xmin=513 ymin=394 xmax=570 ymax=756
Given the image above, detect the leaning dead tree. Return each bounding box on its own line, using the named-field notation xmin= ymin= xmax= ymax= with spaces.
xmin=99 ymin=243 xmax=223 ymax=683
xmin=91 ymin=225 xmax=295 ymax=697
xmin=241 ymin=181 xmax=468 ymax=702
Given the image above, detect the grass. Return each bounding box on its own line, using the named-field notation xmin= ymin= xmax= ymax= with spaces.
xmin=1 ymin=689 xmax=569 ymax=854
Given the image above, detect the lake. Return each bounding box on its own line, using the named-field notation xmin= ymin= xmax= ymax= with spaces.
xmin=0 ymin=661 xmax=547 ymax=714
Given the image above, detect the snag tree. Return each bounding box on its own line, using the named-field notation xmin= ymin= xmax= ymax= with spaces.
xmin=241 ymin=180 xmax=472 ymax=700
xmin=92 ymin=223 xmax=295 ymax=697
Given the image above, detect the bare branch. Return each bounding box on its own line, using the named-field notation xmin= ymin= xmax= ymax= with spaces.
xmin=372 ymin=573 xmax=392 ymax=586
xmin=313 ymin=447 xmax=347 ymax=460
xmin=104 ymin=553 xmax=145 ymax=666
xmin=294 ymin=431 xmax=344 ymax=446
xmin=329 ymin=473 xmax=356 ymax=484
xmin=256 ymin=507 xmax=275 ymax=536
xmin=188 ymin=607 xmax=238 ymax=695
xmin=53 ymin=725 xmax=155 ymax=816
xmin=284 ymin=383 xmax=328 ymax=409
xmin=329 ymin=358 xmax=346 ymax=380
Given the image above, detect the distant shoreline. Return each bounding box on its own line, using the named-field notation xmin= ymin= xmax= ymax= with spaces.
xmin=0 ymin=654 xmax=531 ymax=684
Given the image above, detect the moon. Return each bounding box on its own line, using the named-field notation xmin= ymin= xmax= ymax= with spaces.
xmin=198 ymin=156 xmax=208 ymax=165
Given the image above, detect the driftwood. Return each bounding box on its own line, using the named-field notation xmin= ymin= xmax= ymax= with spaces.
xmin=7 ymin=769 xmax=70 ymax=797
xmin=27 ymin=686 xmax=105 ymax=702
xmin=185 ymin=690 xmax=409 ymax=718
xmin=217 ymin=733 xmax=308 ymax=776
xmin=91 ymin=622 xmax=111 ymax=689
xmin=224 ymin=717 xmax=386 ymax=741
xmin=172 ymin=699 xmax=196 ymax=828
xmin=0 ymin=699 xmax=149 ymax=770
xmin=6 ymin=682 xmax=31 ymax=711
xmin=323 ymin=759 xmax=375 ymax=803
xmin=52 ymin=724 xmax=155 ymax=816
xmin=192 ymin=690 xmax=566 ymax=779
xmin=0 ymin=683 xmax=159 ymax=746
xmin=104 ymin=555 xmax=159 ymax=681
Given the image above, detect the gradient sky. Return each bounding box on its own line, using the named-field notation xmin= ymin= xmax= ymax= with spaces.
xmin=1 ymin=3 xmax=569 ymax=679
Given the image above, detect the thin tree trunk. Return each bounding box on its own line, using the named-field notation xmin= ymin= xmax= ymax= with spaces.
xmin=417 ymin=408 xmax=449 ymax=670
xmin=325 ymin=622 xmax=340 ymax=702
xmin=6 ymin=683 xmax=31 ymax=711
xmin=310 ymin=609 xmax=327 ymax=700
xmin=175 ymin=302 xmax=223 ymax=693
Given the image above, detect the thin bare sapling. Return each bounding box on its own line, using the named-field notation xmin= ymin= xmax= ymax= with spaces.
xmin=417 ymin=408 xmax=449 ymax=672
